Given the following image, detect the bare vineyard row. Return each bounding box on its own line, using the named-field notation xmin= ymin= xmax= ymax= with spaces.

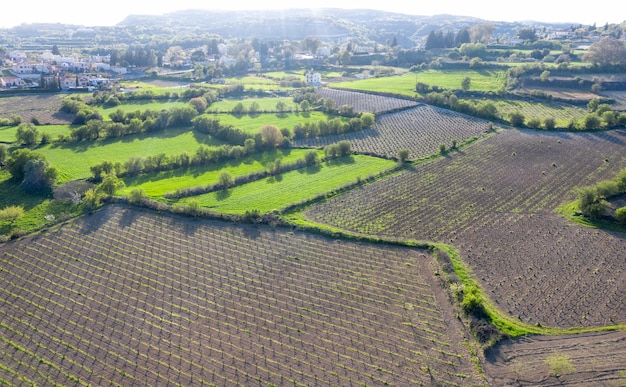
xmin=304 ymin=128 xmax=626 ymax=327
xmin=316 ymin=88 xmax=420 ymax=114
xmin=0 ymin=207 xmax=483 ymax=386
xmin=294 ymin=104 xmax=492 ymax=160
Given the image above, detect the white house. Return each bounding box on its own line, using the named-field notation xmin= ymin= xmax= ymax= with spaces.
xmin=0 ymin=76 xmax=26 ymax=88
xmin=305 ymin=69 xmax=322 ymax=86
xmin=317 ymin=47 xmax=331 ymax=58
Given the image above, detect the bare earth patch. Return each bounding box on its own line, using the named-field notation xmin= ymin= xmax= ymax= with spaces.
xmin=0 ymin=94 xmax=73 ymax=124
xmin=484 ymin=331 xmax=626 ymax=386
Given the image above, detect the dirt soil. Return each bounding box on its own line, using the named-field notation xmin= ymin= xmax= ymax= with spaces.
xmin=484 ymin=330 xmax=626 ymax=386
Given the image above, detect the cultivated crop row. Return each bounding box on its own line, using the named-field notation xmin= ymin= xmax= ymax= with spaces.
xmin=294 ymin=105 xmax=492 ymax=160
xmin=304 ymin=128 xmax=626 ymax=327
xmin=0 ymin=206 xmax=484 ymax=386
xmin=315 ymin=88 xmax=420 ymax=114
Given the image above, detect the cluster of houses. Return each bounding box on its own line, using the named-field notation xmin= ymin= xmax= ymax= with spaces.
xmin=1 ymin=50 xmax=127 ymax=91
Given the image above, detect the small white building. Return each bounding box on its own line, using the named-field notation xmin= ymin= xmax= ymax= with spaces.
xmin=305 ymin=69 xmax=322 ymax=86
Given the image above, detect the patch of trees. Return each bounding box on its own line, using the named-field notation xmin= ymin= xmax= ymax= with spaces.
xmin=4 ymin=149 xmax=57 ymax=194
xmin=584 ymin=37 xmax=626 ymax=68
xmin=577 ymin=167 xmax=626 ymax=221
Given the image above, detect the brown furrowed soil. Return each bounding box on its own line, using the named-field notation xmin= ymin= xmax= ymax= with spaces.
xmin=0 ymin=94 xmax=73 ymax=124
xmin=293 ymin=104 xmax=492 ymax=160
xmin=304 ymin=128 xmax=626 ymax=328
xmin=0 ymin=205 xmax=485 ymax=386
xmin=484 ymin=331 xmax=626 ymax=386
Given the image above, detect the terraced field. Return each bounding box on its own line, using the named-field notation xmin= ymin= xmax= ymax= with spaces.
xmin=303 ymin=128 xmax=626 ymax=327
xmin=0 ymin=206 xmax=485 ymax=386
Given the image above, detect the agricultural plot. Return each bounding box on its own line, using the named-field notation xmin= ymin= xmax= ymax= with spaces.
xmin=95 ymin=100 xmax=190 ymax=116
xmin=493 ymin=99 xmax=586 ymax=127
xmin=484 ymin=331 xmax=626 ymax=385
xmin=315 ymin=88 xmax=420 ymax=114
xmin=0 ymin=94 xmax=74 ymax=125
xmin=176 ymin=155 xmax=397 ymax=214
xmin=293 ymin=105 xmax=492 ymax=160
xmin=38 ymin=127 xmax=226 ymax=181
xmin=604 ymin=91 xmax=626 ymax=111
xmin=210 ymin=111 xmax=337 ymax=134
xmin=0 ymin=205 xmax=485 ymax=386
xmin=206 ymin=97 xmax=297 ymax=113
xmin=120 ymin=149 xmax=320 ymax=197
xmin=0 ymin=124 xmax=73 ymax=144
xmin=303 ymin=128 xmax=626 ymax=328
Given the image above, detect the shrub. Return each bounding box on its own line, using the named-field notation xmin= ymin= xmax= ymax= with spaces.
xmin=398 ymin=148 xmax=410 ymax=163
xmin=460 ymin=285 xmax=485 ymax=316
xmin=0 ymin=205 xmax=25 ymax=223
xmin=16 ymin=123 xmax=40 ymax=145
xmin=543 ymin=117 xmax=556 ymax=130
xmin=615 ymin=206 xmax=626 ymax=225
xmin=218 ymin=171 xmax=234 ymax=189
xmin=508 ymin=112 xmax=525 ymax=126
xmin=304 ymin=150 xmax=319 ymax=166
xmin=526 ymin=118 xmax=542 ymax=129
xmin=128 ymin=188 xmax=146 ymax=204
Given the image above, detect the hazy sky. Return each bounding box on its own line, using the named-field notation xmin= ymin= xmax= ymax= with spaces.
xmin=1 ymin=0 xmax=623 ymax=28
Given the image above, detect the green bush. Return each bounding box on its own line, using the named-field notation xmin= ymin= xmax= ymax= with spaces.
xmin=0 ymin=205 xmax=25 ymax=223
xmin=615 ymin=207 xmax=626 ymax=225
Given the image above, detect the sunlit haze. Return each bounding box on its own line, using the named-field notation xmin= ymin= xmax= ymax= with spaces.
xmin=1 ymin=0 xmax=624 ymax=28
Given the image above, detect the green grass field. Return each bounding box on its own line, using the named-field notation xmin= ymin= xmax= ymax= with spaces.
xmin=37 ymin=127 xmax=225 ymax=181
xmin=206 ymin=97 xmax=297 ymax=113
xmin=0 ymin=124 xmax=74 ymax=144
xmin=176 ymin=155 xmax=396 ymax=214
xmin=209 ymin=111 xmax=343 ymax=133
xmin=120 ymin=149 xmax=322 ymax=197
xmin=330 ymin=69 xmax=507 ymax=96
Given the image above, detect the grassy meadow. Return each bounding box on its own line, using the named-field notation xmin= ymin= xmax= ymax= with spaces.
xmin=330 ymin=69 xmax=507 ymax=96
xmin=206 ymin=96 xmax=297 ymax=112
xmin=209 ymin=111 xmax=344 ymax=133
xmin=38 ymin=127 xmax=225 ymax=181
xmin=120 ymin=149 xmax=322 ymax=197
xmin=176 ymin=155 xmax=397 ymax=214
xmin=0 ymin=124 xmax=75 ymax=144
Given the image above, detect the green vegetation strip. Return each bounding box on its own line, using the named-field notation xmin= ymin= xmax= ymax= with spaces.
xmin=176 ymin=155 xmax=396 ymax=214
xmin=120 ymin=149 xmax=322 ymax=197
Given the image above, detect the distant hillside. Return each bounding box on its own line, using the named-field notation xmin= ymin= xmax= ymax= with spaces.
xmin=118 ymin=8 xmax=576 ymax=48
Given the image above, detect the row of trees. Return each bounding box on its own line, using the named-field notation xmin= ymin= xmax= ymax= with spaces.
xmin=292 ymin=114 xmax=375 ymax=139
